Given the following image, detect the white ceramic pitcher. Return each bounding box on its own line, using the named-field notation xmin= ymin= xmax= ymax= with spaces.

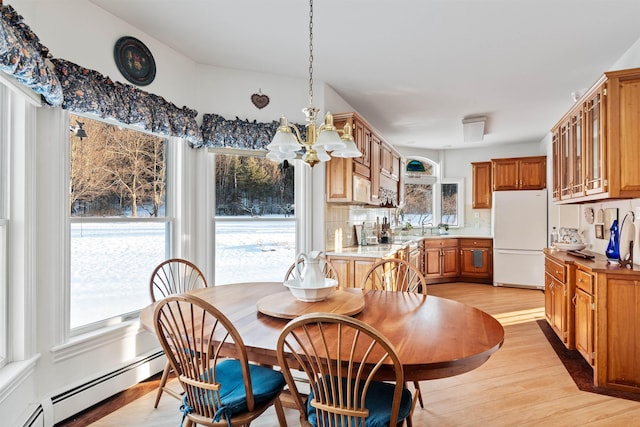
xmin=297 ymin=250 xmax=326 ymax=288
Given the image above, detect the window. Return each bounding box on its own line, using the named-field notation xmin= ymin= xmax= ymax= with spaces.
xmin=214 ymin=153 xmax=295 ymax=284
xmin=401 ymin=158 xmax=464 ymax=229
xmin=440 ymin=178 xmax=464 ymax=227
xmin=402 ymin=159 xmax=436 ymax=227
xmin=69 ymin=115 xmax=170 ymax=333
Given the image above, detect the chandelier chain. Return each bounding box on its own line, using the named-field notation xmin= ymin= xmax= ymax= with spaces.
xmin=308 ymin=0 xmax=314 ymax=107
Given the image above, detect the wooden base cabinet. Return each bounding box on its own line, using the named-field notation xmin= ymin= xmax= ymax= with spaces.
xmin=545 ymin=249 xmax=640 ymax=395
xmin=595 ymin=273 xmax=640 ymax=392
xmin=544 ymin=254 xmax=574 ymax=348
xmin=459 ymin=238 xmax=493 ymax=283
xmin=574 ymin=268 xmax=595 ymax=365
xmin=326 ymin=255 xmax=385 ymax=289
xmin=423 ymin=239 xmax=459 ymax=283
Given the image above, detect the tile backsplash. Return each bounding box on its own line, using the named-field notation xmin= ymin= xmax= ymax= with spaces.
xmin=325 ymin=203 xmax=492 ymax=250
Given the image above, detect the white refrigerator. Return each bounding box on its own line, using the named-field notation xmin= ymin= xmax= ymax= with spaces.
xmin=492 ymin=189 xmax=547 ymax=290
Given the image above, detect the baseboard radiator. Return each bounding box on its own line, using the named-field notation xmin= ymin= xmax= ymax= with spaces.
xmin=50 ymin=351 xmax=165 ymax=425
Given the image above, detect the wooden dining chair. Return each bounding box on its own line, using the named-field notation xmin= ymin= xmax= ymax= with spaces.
xmin=360 ymin=258 xmax=426 ymax=416
xmin=149 ymin=258 xmax=208 ymax=408
xmin=154 ymin=294 xmax=287 ymax=427
xmin=360 ymin=258 xmax=427 ymax=295
xmin=284 ymin=255 xmax=338 ymax=282
xmin=276 ymin=312 xmax=412 ymax=427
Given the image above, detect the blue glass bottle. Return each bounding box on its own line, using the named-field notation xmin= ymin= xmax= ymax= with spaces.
xmin=605 ymin=219 xmax=620 ymax=261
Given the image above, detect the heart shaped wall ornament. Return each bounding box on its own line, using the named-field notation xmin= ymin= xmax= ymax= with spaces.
xmin=251 ymin=90 xmax=270 ymax=109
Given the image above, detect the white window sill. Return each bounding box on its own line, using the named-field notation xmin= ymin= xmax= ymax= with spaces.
xmin=50 ymin=320 xmax=144 ymax=363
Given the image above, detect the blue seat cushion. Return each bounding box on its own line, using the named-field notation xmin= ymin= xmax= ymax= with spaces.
xmin=306 ymin=377 xmax=413 ymax=427
xmin=190 ymin=359 xmax=285 ymax=423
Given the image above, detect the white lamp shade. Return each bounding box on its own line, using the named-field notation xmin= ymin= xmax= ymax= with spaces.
xmin=315 ymin=128 xmax=345 ymax=151
xmin=267 ymin=130 xmax=299 ymax=153
xmin=266 ymin=149 xmax=296 ymax=162
xmin=314 ymin=145 xmax=331 ymax=162
xmin=330 ymin=138 xmax=362 ymax=158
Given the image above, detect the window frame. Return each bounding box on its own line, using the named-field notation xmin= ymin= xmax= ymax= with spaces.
xmin=210 ymin=149 xmax=298 ymax=285
xmin=438 ymin=178 xmax=465 ymax=228
xmin=66 ymin=114 xmax=174 ymax=336
xmin=402 ymin=158 xmax=464 ymax=229
xmin=0 ymin=73 xmax=40 ymax=375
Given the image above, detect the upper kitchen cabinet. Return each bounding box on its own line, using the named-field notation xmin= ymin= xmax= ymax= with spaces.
xmin=471 ymin=161 xmax=492 ymax=208
xmin=327 ymin=112 xmax=403 ymax=206
xmin=552 ymin=67 xmax=640 ymax=203
xmin=491 ymin=156 xmax=546 ymax=191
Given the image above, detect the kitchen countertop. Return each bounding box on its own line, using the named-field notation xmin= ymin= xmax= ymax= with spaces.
xmin=544 ymin=247 xmax=638 ymax=273
xmin=326 ymin=234 xmax=493 ymax=258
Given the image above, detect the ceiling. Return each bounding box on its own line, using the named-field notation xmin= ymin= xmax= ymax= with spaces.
xmin=90 ymin=0 xmax=640 ymax=150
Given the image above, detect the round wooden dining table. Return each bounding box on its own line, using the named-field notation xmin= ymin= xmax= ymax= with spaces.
xmin=139 ymin=282 xmax=504 ymax=381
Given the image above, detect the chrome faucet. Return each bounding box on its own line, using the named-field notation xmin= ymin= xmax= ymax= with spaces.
xmin=421 ymin=218 xmax=433 ymax=235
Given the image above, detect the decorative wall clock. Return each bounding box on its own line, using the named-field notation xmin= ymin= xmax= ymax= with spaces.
xmin=113 ymin=36 xmax=156 ymax=86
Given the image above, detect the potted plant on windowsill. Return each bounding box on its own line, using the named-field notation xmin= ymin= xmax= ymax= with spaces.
xmin=437 ymin=223 xmax=449 ymax=235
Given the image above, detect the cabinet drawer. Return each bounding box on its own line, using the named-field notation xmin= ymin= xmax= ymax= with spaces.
xmin=575 ymin=269 xmax=593 ymax=294
xmin=423 ymin=238 xmax=458 ymax=249
xmin=545 ymin=256 xmax=566 ymax=283
xmin=459 ymin=238 xmax=492 ymax=249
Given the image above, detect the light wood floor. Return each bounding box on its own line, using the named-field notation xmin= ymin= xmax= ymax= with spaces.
xmin=88 ymin=283 xmax=640 ymax=426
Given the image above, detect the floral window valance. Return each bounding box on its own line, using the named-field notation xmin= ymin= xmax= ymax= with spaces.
xmin=0 ymin=5 xmax=62 ymax=106
xmin=198 ymin=113 xmax=306 ymax=151
xmin=52 ymin=58 xmax=202 ymax=144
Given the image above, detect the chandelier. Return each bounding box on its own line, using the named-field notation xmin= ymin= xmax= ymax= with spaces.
xmin=266 ymin=0 xmax=362 ymax=167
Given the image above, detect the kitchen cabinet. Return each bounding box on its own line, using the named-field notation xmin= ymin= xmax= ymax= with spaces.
xmin=471 ymin=161 xmax=492 ymax=208
xmin=492 ymin=156 xmax=546 ymax=191
xmin=595 ymin=272 xmax=640 ymax=392
xmin=327 ymin=112 xmax=404 ymax=207
xmin=380 ymin=143 xmax=401 ymax=180
xmin=545 ymin=248 xmax=640 ymax=395
xmin=544 ymin=253 xmax=574 ymax=348
xmin=552 ymin=67 xmax=640 ymax=203
xmin=583 ymin=85 xmax=607 ymax=196
xmin=423 ymin=238 xmax=459 ymax=283
xmin=558 ymin=108 xmax=584 ymax=199
xmin=398 ymin=241 xmax=422 ymax=272
xmin=370 ymin=134 xmax=380 ymax=204
xmin=574 ymin=268 xmax=595 ymax=365
xmin=352 ymin=118 xmax=371 ymax=178
xmin=459 ymin=238 xmax=493 ymax=284
xmin=326 ymin=156 xmax=352 ymax=202
xmin=326 ymin=255 xmax=383 ymax=289
xmin=551 ymin=130 xmax=561 ymax=200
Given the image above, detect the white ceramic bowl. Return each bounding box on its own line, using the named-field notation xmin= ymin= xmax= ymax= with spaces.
xmin=553 ymin=242 xmax=587 ymax=251
xmin=283 ymin=278 xmax=338 ymax=302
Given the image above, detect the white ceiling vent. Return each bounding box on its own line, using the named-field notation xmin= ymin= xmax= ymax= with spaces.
xmin=462 ymin=116 xmax=487 ymax=143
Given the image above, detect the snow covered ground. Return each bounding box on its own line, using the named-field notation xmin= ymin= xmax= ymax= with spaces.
xmin=70 ymin=220 xmax=295 ymax=328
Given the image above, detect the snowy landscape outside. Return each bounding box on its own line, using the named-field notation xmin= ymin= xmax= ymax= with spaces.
xmin=70 ymin=219 xmax=295 ymax=328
